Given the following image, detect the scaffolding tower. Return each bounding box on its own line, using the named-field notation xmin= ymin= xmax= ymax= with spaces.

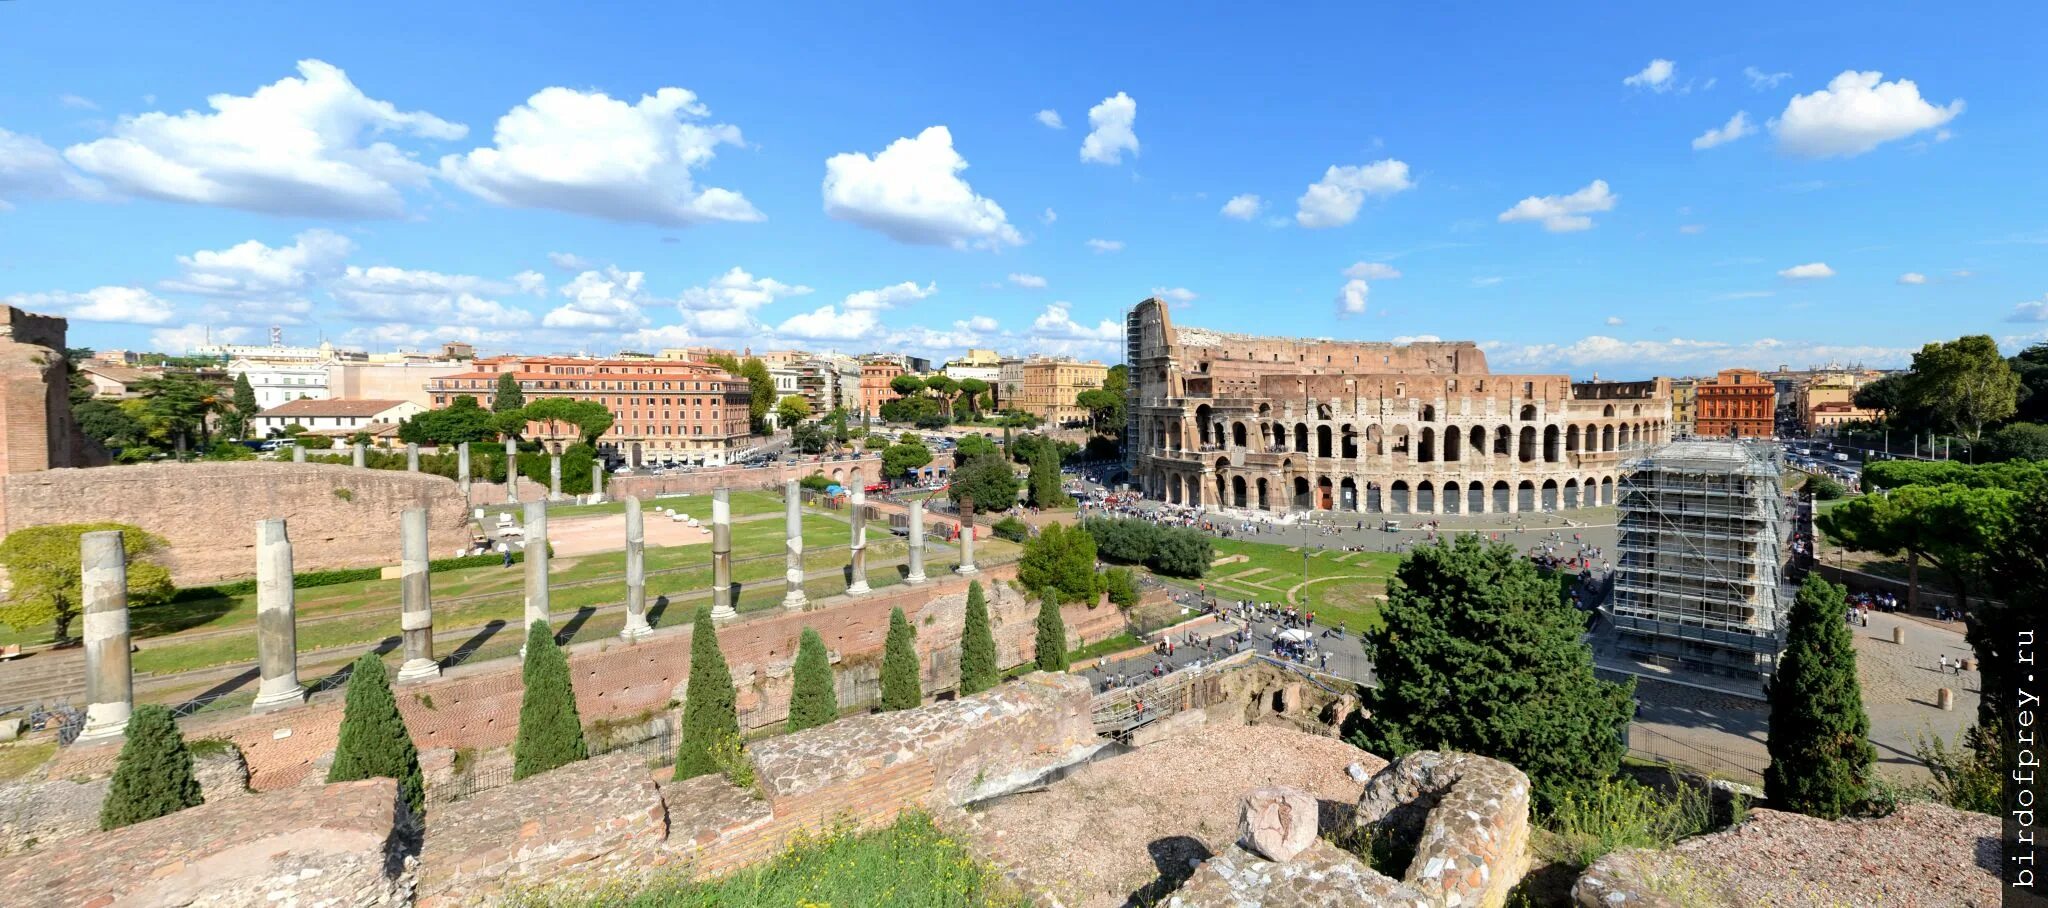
xmin=1612 ymin=440 xmax=1788 ymax=682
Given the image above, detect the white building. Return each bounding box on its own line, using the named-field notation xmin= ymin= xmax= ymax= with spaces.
xmin=253 ymin=398 xmax=424 ymax=437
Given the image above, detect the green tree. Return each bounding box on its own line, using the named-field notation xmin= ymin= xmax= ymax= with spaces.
xmin=790 ymin=421 xmax=829 ymax=454
xmin=954 ymin=433 xmax=998 ymax=465
xmin=1906 ymin=335 xmax=2021 ymax=445
xmin=958 ymin=581 xmax=998 ymax=696
xmin=514 ymin=620 xmax=588 ymax=780
xmin=518 ymin=399 xmax=615 ymax=447
xmin=889 ymin=373 xmax=925 ymax=397
xmin=880 ymin=607 xmax=922 ymax=711
xmin=399 ymin=395 xmax=501 ymax=445
xmin=883 ymin=439 xmax=934 ymax=482
xmin=137 ymin=372 xmax=224 ymax=453
xmin=74 ymin=398 xmax=151 ymax=451
xmin=1027 ymin=444 xmax=1071 ymax=508
xmin=223 ymin=372 xmax=259 ymax=440
xmin=677 ymin=606 xmax=739 ymax=780
xmin=949 ymin=453 xmax=1019 ymax=512
xmin=1018 ymin=522 xmax=1101 ymax=604
xmin=705 ymin=355 xmax=777 ymax=433
xmin=1986 ymin=422 xmax=2048 ymax=462
xmin=957 ymin=378 xmax=990 ymax=418
xmin=1351 ymin=535 xmax=1634 ymax=806
xmin=329 ymin=652 xmax=425 ymax=817
xmin=830 ymin=408 xmax=850 ymax=445
xmin=494 ymin=372 xmax=526 ymax=412
xmin=776 ymin=394 xmax=813 ymax=428
xmin=1034 ymin=590 xmax=1068 ymax=671
xmin=2010 ymin=341 xmax=2048 ymax=424
xmin=99 ymin=704 xmax=202 ymax=830
xmin=0 ymin=524 xmax=173 ymax=643
xmin=1104 ymin=567 xmax=1139 ymax=608
xmin=786 ymin=627 xmax=839 ymax=733
xmin=1764 ymin=576 xmax=1875 ymax=820
xmin=559 ymin=442 xmax=597 ymax=495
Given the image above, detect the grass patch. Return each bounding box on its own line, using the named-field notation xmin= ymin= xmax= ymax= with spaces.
xmin=0 ymin=740 xmax=57 ymax=782
xmin=507 ymin=811 xmax=1020 ymax=908
xmin=1200 ymin=537 xmax=1399 ymax=635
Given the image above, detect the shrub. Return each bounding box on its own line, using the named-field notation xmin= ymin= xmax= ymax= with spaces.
xmin=1034 ymin=589 xmax=1068 ymax=672
xmin=959 ymin=581 xmax=998 ymax=696
xmin=1148 ymin=529 xmax=1213 ymax=579
xmin=708 ymin=731 xmax=757 ymax=794
xmin=990 ymin=515 xmax=1029 ymax=542
xmin=1105 ymin=567 xmax=1139 ymax=609
xmin=329 ymin=652 xmax=425 ymax=817
xmin=299 ymin=434 xmax=334 ymax=449
xmin=514 ymin=620 xmax=588 ymax=780
xmin=1917 ymin=728 xmax=2001 ymax=815
xmin=1080 ymin=517 xmax=1210 ymax=579
xmin=950 ymin=454 xmax=1020 ymax=513
xmin=1018 ymin=522 xmax=1102 ymax=605
xmin=799 ymin=472 xmax=833 ymax=492
xmin=99 ymin=703 xmax=202 ymax=830
xmin=880 ymin=607 xmax=922 ymax=711
xmin=786 ymin=627 xmax=838 ymax=733
xmin=1804 ymin=474 xmax=1847 ymax=500
xmin=1543 ymin=775 xmax=1719 ymax=868
xmin=676 ymin=607 xmax=739 ymax=780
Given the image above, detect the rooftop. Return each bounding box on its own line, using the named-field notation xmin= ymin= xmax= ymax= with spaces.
xmin=256 ymin=398 xmax=410 ymax=418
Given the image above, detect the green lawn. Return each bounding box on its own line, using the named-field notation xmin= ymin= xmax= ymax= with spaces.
xmin=1200 ymin=537 xmax=1400 ymax=635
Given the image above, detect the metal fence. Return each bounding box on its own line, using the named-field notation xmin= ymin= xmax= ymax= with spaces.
xmin=1625 ymin=723 xmax=1766 ymax=783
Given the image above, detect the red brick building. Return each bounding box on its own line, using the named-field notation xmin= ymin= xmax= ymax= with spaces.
xmin=1693 ymin=368 xmax=1776 ymax=439
xmin=427 ymin=356 xmax=754 ymax=467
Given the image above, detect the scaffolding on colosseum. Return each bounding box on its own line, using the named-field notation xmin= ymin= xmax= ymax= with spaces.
xmin=1611 ymin=441 xmax=1787 ymax=681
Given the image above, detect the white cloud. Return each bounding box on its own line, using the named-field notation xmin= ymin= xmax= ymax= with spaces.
xmin=340 ymin=322 xmax=521 ymax=350
xmin=1029 ymin=301 xmax=1121 ymax=342
xmin=1605 ymin=316 xmax=1625 ymax=326
xmin=1008 ymin=273 xmax=1048 ymax=289
xmin=1744 ymin=67 xmax=1791 ymax=91
xmin=1079 ymin=92 xmax=1138 ymax=165
xmin=1771 ymin=70 xmax=1963 ymax=158
xmin=843 ymin=280 xmax=934 ymax=311
xmin=1295 ymin=160 xmax=1413 ymax=228
xmin=547 ymin=252 xmax=590 ymax=271
xmin=1497 ymin=180 xmax=1616 ymax=232
xmin=162 ymin=229 xmax=354 ymax=299
xmin=1150 ymin=287 xmax=1197 ymax=303
xmin=1040 ymin=207 xmax=1057 ymax=225
xmin=1472 ymin=276 xmax=1505 ymax=287
xmin=776 ymin=304 xmax=883 ymax=342
xmin=1778 ymin=262 xmax=1835 ymax=280
xmin=1344 ymin=262 xmax=1401 ymax=280
xmin=332 ymin=265 xmax=537 ymax=327
xmin=64 ymin=59 xmax=464 ymax=218
xmin=150 ymin=323 xmax=247 ymax=352
xmin=1035 ymin=109 xmax=1064 ymax=129
xmin=1485 ymin=334 xmax=1916 ymax=371
xmin=961 ymin=315 xmax=1001 ymax=333
xmin=1391 ymin=334 xmax=1442 ymax=344
xmin=1898 ymin=272 xmax=1928 ymax=285
xmin=1221 ymin=194 xmax=1263 ymax=220
xmin=677 ymin=266 xmax=812 ymax=312
xmin=2008 ymin=295 xmax=2048 ymax=323
xmin=0 ymin=128 xmax=103 ymax=208
xmin=1086 ymin=238 xmax=1124 ymax=253
xmin=58 ymin=93 xmax=98 ymax=111
xmin=441 ymin=86 xmax=759 ymax=226
xmin=512 ymin=270 xmax=547 ymax=296
xmin=619 ymin=323 xmax=696 ymax=351
xmin=1623 ymin=59 xmax=1677 ymax=92
xmin=5 ymin=286 xmax=176 ymax=324
xmin=543 ymin=267 xmax=651 ymax=331
xmin=1336 ymin=279 xmax=1370 ymax=316
xmin=1691 ymin=111 xmax=1756 ymax=150
xmin=1679 ymin=224 xmax=1706 ymax=235
xmin=822 ymin=125 xmax=1023 ymax=250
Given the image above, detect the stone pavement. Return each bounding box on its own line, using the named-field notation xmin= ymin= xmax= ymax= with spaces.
xmin=1079 ymin=610 xmax=1376 ymax=694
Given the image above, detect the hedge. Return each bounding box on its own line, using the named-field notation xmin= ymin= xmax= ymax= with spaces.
xmin=170 ymin=547 xmax=545 ymax=601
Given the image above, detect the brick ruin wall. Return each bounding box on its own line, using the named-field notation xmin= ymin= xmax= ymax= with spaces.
xmin=0 ymin=306 xmax=105 ymax=480
xmin=0 ymin=462 xmax=473 ymax=585
xmin=48 ymin=561 xmax=1124 ymax=791
xmin=609 ymin=455 xmax=885 ymax=500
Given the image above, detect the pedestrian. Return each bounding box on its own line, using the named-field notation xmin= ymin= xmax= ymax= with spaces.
xmin=500 ymin=541 xmax=513 ymax=568
xmin=1939 ymin=654 xmax=1949 ymax=673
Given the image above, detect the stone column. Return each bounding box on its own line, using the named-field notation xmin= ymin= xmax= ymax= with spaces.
xmin=521 ymin=500 xmax=549 ymax=656
xmin=956 ymin=497 xmax=979 ymax=575
xmin=397 ymin=508 xmax=440 ymax=682
xmin=589 ymin=462 xmax=605 ymax=504
xmin=846 ymin=486 xmax=871 ymax=595
xmin=505 ymin=438 xmax=520 ymax=503
xmin=549 ymin=454 xmax=563 ymax=501
xmin=292 ymin=444 xmax=306 ymax=464
xmin=905 ymin=498 xmax=927 ymax=584
xmin=457 ymin=442 xmax=471 ymax=496
xmin=352 ymin=442 xmax=367 ymax=469
xmin=74 ymin=531 xmax=133 ymax=744
xmin=621 ymin=496 xmax=651 ymax=640
xmin=710 ymin=488 xmax=736 ymax=619
xmin=782 ymin=480 xmax=808 ymax=609
xmin=406 ymin=443 xmax=421 ymax=472
xmin=251 ymin=519 xmax=307 ymax=712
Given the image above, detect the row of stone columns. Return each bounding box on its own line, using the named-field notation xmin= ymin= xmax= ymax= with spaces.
xmin=70 ymin=481 xmax=970 ymax=742
xmin=312 ymin=440 xmax=608 ymax=507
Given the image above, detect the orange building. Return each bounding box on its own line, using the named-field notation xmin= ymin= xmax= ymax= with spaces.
xmin=859 ymin=358 xmax=907 ymax=417
xmin=427 ymin=356 xmax=753 ymax=467
xmin=1693 ymin=368 xmax=1776 ymax=439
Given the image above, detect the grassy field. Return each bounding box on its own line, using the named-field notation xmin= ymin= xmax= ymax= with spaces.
xmin=509 ymin=812 xmax=1020 ymax=908
xmin=1200 ymin=537 xmax=1401 ymax=634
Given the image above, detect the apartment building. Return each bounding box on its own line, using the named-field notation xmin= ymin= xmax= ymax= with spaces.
xmin=427 ymin=356 xmax=753 ymax=466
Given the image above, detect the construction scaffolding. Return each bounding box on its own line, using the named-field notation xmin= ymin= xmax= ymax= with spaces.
xmin=1612 ymin=440 xmax=1787 ymax=682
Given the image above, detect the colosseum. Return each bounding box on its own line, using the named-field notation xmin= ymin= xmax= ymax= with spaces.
xmin=1123 ymin=298 xmax=1672 ymax=515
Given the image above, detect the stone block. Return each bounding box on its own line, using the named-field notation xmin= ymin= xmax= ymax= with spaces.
xmin=1238 ymin=786 xmax=1319 ymax=863
xmin=417 ymin=751 xmax=666 ymax=905
xmin=1166 ymin=841 xmax=1430 ymax=908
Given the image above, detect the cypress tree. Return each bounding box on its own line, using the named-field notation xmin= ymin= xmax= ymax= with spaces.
xmin=881 ymin=607 xmax=922 ymax=710
xmin=1765 ymin=575 xmax=1875 ymax=819
xmin=677 ymin=606 xmax=739 ymax=780
xmin=786 ymin=627 xmax=839 ymax=733
xmin=513 ymin=620 xmax=588 ymax=780
xmin=494 ymin=372 xmax=525 ymax=411
xmin=99 ymin=703 xmax=202 ymax=830
xmin=1035 ymin=589 xmax=1069 ymax=672
xmin=958 ymin=580 xmax=999 ymax=696
xmin=329 ymin=652 xmax=425 ymax=817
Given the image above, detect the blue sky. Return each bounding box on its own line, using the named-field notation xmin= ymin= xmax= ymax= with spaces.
xmin=1 ymin=1 xmax=2042 ymax=379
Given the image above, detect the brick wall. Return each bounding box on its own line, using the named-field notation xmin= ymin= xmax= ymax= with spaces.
xmin=609 ymin=455 xmax=883 ymax=500
xmin=0 ymin=306 xmax=103 ymax=489
xmin=0 ymin=462 xmax=472 ymax=585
